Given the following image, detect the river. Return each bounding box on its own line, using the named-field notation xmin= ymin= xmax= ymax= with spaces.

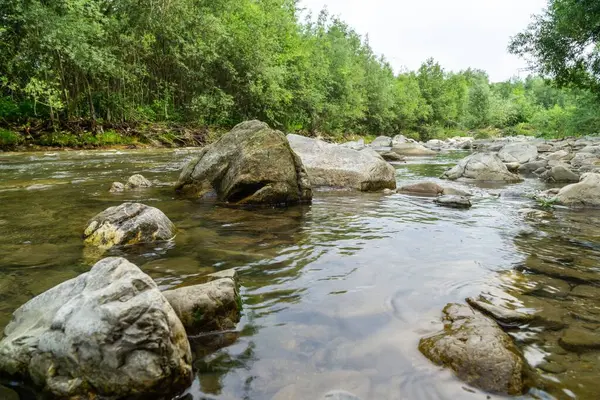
xmin=0 ymin=148 xmax=598 ymax=399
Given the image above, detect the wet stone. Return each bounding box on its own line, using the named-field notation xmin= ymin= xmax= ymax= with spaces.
xmin=559 ymin=327 xmax=600 ymax=352
xmin=466 ymin=296 xmax=534 ymax=326
xmin=570 ymin=284 xmax=600 ymax=299
xmin=537 ymin=361 xmax=567 ymax=374
xmin=434 ymin=195 xmax=472 ymax=209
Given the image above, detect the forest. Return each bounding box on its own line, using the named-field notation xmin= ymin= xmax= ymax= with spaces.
xmin=1 ymin=0 xmax=600 ymax=147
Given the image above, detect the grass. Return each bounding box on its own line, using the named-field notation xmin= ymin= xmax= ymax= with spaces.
xmin=0 ymin=129 xmax=23 ymax=147
xmin=37 ymin=130 xmax=136 ymax=148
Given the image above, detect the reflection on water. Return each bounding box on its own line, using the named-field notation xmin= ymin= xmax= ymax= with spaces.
xmin=1 ymin=149 xmax=600 ymax=399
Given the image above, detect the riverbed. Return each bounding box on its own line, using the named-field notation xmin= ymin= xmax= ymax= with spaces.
xmin=0 ymin=148 xmax=598 ymax=399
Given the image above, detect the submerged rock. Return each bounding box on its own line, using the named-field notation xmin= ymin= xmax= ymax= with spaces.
xmin=0 ymin=257 xmax=192 ymax=399
xmin=109 ymin=181 xmax=125 ymax=193
xmin=397 ymin=182 xmax=444 ymax=196
xmin=442 ymin=153 xmax=522 ymax=182
xmin=287 ymin=134 xmax=396 ymax=191
xmin=83 ymin=202 xmax=175 ymax=249
xmin=559 ymin=327 xmax=600 ymax=352
xmin=177 ymin=120 xmax=312 ymax=205
xmin=555 ymin=173 xmax=600 ymax=207
xmin=163 ymin=269 xmax=241 ymax=335
xmin=434 ymin=195 xmax=472 ymax=208
xmin=419 ymin=303 xmax=527 ymax=395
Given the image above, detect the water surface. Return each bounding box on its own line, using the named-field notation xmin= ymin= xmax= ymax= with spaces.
xmin=0 ymin=149 xmax=598 ymax=399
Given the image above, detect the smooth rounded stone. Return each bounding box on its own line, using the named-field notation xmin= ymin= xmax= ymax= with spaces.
xmin=518 ymin=160 xmax=548 ymax=175
xmin=434 ymin=195 xmax=472 ymax=208
xmin=83 ymin=202 xmax=176 ymax=249
xmin=555 ymin=173 xmax=600 ymax=207
xmin=536 ymin=143 xmax=554 ymax=153
xmin=177 ymin=121 xmax=312 ymax=205
xmin=540 ymin=166 xmax=580 ymax=183
xmin=162 ymin=273 xmax=241 ymax=335
xmin=441 ymin=153 xmax=523 ymax=182
xmin=504 ymin=162 xmax=521 ymax=172
xmin=391 ymin=142 xmax=437 ymax=156
xmin=126 ymin=173 xmax=152 ymax=189
xmin=545 ymin=149 xmax=571 ymax=161
xmin=419 ymin=303 xmax=527 ymax=395
xmin=392 ymin=134 xmax=411 ymax=146
xmin=370 ymin=136 xmax=392 ymax=148
xmin=109 ymin=181 xmax=125 ymax=193
xmin=499 ymin=143 xmax=539 ymax=164
xmin=570 ymin=152 xmax=600 ymax=169
xmin=287 ymin=134 xmax=396 ymax=191
xmin=0 ymin=257 xmax=192 ymax=399
xmin=579 ymin=145 xmax=600 ymax=154
xmin=442 ymin=186 xmax=472 ymax=196
xmin=340 ymin=138 xmax=365 ymax=150
xmin=559 ymin=327 xmax=600 ymax=352
xmin=359 ymin=147 xmax=385 ymax=161
xmin=397 ymin=182 xmax=444 ymax=196
xmin=537 ymin=361 xmax=567 ymax=374
xmin=377 ymin=150 xmax=405 ymax=162
xmin=570 ymin=284 xmax=600 ymax=299
xmin=272 ymin=370 xmax=371 ymax=400
xmin=382 ymin=188 xmax=396 ymax=195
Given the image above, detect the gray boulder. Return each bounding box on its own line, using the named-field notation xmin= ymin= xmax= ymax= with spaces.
xmin=518 ymin=160 xmax=548 ymax=175
xmin=571 ymin=152 xmax=600 ymax=169
xmin=359 ymin=147 xmax=385 ymax=161
xmin=392 ymin=134 xmax=411 ymax=146
xmin=126 ymin=174 xmax=152 ymax=189
xmin=0 ymin=257 xmax=192 ymax=399
xmin=434 ymin=195 xmax=472 ymax=208
xmin=540 ymin=166 xmax=580 ymax=183
xmin=555 ymin=173 xmax=600 ymax=207
xmin=370 ymin=136 xmax=392 ymax=148
xmin=83 ymin=202 xmax=175 ymax=249
xmin=287 ymin=134 xmax=396 ymax=191
xmin=498 ymin=143 xmax=538 ymax=164
xmin=442 ymin=153 xmax=522 ymax=182
xmin=340 ymin=139 xmax=365 ymax=151
xmin=377 ymin=150 xmax=405 ymax=162
xmin=163 ymin=269 xmax=241 ymax=335
xmin=392 ymin=142 xmax=437 ymax=156
xmin=109 ymin=182 xmax=125 ymax=193
xmin=419 ymin=303 xmax=527 ymax=395
xmin=176 ymin=121 xmax=312 ymax=205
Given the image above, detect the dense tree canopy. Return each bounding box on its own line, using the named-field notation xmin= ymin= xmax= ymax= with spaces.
xmin=1 ymin=0 xmax=600 ymax=145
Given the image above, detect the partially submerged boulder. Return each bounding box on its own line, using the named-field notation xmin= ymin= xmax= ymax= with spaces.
xmin=419 ymin=303 xmax=527 ymax=395
xmin=83 ymin=202 xmax=175 ymax=249
xmin=163 ymin=268 xmax=241 ymax=335
xmin=287 ymin=134 xmax=396 ymax=191
xmin=539 ymin=166 xmax=579 ymax=183
xmin=370 ymin=136 xmax=392 ymax=148
xmin=434 ymin=195 xmax=472 ymax=209
xmin=442 ymin=153 xmax=522 ymax=182
xmin=126 ymin=174 xmax=152 ymax=189
xmin=377 ymin=150 xmax=405 ymax=162
xmin=554 ymin=173 xmax=600 ymax=207
xmin=0 ymin=257 xmax=192 ymax=399
xmin=176 ymin=121 xmax=312 ymax=205
xmin=397 ymin=182 xmax=444 ymax=196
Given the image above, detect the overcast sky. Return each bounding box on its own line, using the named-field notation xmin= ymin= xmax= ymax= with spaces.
xmin=299 ymin=0 xmax=547 ymax=82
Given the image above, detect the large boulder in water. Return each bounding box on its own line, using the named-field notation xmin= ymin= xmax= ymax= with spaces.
xmin=0 ymin=257 xmax=192 ymax=399
xmin=83 ymin=202 xmax=176 ymax=249
xmin=442 ymin=153 xmax=522 ymax=182
xmin=498 ymin=143 xmax=538 ymax=164
xmin=176 ymin=120 xmax=312 ymax=205
xmin=392 ymin=142 xmax=437 ymax=156
xmin=370 ymin=136 xmax=392 ymax=148
xmin=419 ymin=303 xmax=527 ymax=395
xmin=555 ymin=173 xmax=600 ymax=207
xmin=287 ymin=134 xmax=396 ymax=191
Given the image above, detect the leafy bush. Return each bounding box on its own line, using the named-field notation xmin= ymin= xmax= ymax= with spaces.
xmin=0 ymin=129 xmax=23 ymax=147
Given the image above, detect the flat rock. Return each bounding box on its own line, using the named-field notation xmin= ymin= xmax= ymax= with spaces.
xmin=499 ymin=143 xmax=538 ymax=164
xmin=441 ymin=153 xmax=522 ymax=182
xmin=176 ymin=121 xmax=312 ymax=205
xmin=434 ymin=195 xmax=472 ymax=208
xmin=518 ymin=160 xmax=548 ymax=175
xmin=466 ymin=297 xmax=533 ymax=325
xmin=540 ymin=166 xmax=579 ymax=183
xmin=287 ymin=134 xmax=396 ymax=191
xmin=570 ymin=285 xmax=600 ymax=299
xmin=559 ymin=327 xmax=600 ymax=352
xmin=392 ymin=142 xmax=437 ymax=156
xmin=419 ymin=303 xmax=527 ymax=395
xmin=83 ymin=202 xmax=176 ymax=249
xmin=0 ymin=257 xmax=192 ymax=399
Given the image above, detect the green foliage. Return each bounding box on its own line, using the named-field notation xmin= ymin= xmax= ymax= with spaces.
xmin=0 ymin=129 xmax=22 ymax=147
xmin=1 ymin=0 xmax=600 ymax=144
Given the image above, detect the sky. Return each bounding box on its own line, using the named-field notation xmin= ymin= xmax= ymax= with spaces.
xmin=299 ymin=0 xmax=547 ymax=82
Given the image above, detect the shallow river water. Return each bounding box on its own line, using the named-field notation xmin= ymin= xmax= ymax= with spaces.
xmin=1 ymin=148 xmax=599 ymax=399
